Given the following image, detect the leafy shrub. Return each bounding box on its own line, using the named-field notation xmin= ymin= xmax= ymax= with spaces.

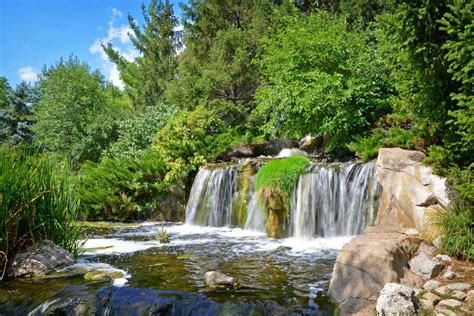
xmin=255 ymin=156 xmax=310 ymax=204
xmin=252 ymin=10 xmax=391 ymax=153
xmin=79 ymin=150 xmax=171 ymax=221
xmin=431 ymin=200 xmax=473 ymax=261
xmin=105 ymin=104 xmax=179 ymax=159
xmin=348 ymin=127 xmax=425 ymax=160
xmin=0 ymin=146 xmax=82 ymax=273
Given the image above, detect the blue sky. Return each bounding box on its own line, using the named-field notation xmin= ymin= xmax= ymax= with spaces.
xmin=0 ymin=0 xmax=183 ymax=88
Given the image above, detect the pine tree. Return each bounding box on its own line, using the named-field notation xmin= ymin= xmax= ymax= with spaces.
xmin=103 ymin=0 xmax=180 ymax=110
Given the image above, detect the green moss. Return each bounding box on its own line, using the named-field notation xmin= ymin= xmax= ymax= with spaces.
xmin=255 ymin=156 xmax=310 ymax=199
xmin=232 ymin=162 xmax=257 ymax=227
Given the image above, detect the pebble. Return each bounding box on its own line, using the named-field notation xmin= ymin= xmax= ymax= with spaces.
xmin=435 ymin=308 xmax=457 ymax=316
xmin=434 ymin=286 xmax=450 ymax=295
xmin=442 ymin=269 xmax=456 ymax=280
xmin=465 ymin=290 xmax=474 ymax=302
xmin=421 ymin=292 xmax=440 ymax=309
xmin=435 ymin=254 xmax=452 ymax=263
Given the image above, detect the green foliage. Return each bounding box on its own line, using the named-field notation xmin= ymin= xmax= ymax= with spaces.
xmin=252 ymin=10 xmax=391 ymax=152
xmin=348 ymin=127 xmax=425 ymax=160
xmin=105 ymin=104 xmax=179 ymax=159
xmin=79 ymin=150 xmax=169 ymax=221
xmin=0 ymin=81 xmax=36 ymax=145
xmin=104 ymin=0 xmax=180 ymax=110
xmin=0 ymin=146 xmax=82 ymax=271
xmin=165 ymin=0 xmax=274 ymax=110
xmin=33 ymin=56 xmax=130 ymax=168
xmin=431 ymin=200 xmax=473 ymax=261
xmin=152 ymin=103 xmax=248 ymax=183
xmin=0 ymin=77 xmax=11 ymax=109
xmin=255 ymin=156 xmax=310 ymax=200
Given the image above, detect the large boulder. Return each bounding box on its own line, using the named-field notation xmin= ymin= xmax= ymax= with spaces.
xmin=375 ymin=148 xmax=449 ymax=230
xmin=328 ymin=226 xmax=421 ymax=314
xmin=376 ymin=283 xmax=419 ymax=316
xmin=7 ymin=240 xmax=74 ymax=278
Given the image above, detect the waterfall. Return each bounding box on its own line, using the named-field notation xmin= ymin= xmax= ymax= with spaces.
xmin=185 ymin=160 xmax=379 ymax=239
xmin=291 ymin=161 xmax=379 ymax=239
xmin=184 ymin=166 xmax=237 ymax=227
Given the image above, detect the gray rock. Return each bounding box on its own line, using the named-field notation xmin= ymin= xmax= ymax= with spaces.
xmin=328 ymin=226 xmax=414 ymax=314
xmin=7 ymin=240 xmax=74 ymax=278
xmin=298 ymin=134 xmax=323 ymax=153
xmin=204 ymin=271 xmax=234 ymax=287
xmin=376 ymin=283 xmax=418 ymax=316
xmin=446 ymin=282 xmax=470 ymax=291
xmin=437 ymin=299 xmax=462 ymax=308
xmin=451 ymin=290 xmax=466 ymax=301
xmin=423 ymin=280 xmax=441 ymax=290
xmin=409 ymin=253 xmax=444 ymax=279
xmin=418 ymin=243 xmax=437 ymax=257
xmin=434 ymin=286 xmax=450 ymax=296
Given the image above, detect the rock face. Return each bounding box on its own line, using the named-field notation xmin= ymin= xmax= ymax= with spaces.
xmin=375 ymin=148 xmax=449 ymax=229
xmin=328 ymin=226 xmax=419 ymax=314
xmin=375 ymin=283 xmax=418 ymax=316
xmin=204 ymin=271 xmax=234 ymax=287
xmin=7 ymin=241 xmax=74 ymax=278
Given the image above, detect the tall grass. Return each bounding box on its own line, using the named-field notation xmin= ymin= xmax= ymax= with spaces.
xmin=0 ymin=146 xmax=82 ymax=276
xmin=431 ymin=199 xmax=474 ymax=261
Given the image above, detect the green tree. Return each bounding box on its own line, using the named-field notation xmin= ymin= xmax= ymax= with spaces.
xmin=33 ymin=56 xmax=129 ymax=167
xmin=103 ymin=0 xmax=180 ymax=110
xmin=0 ymin=77 xmax=11 ymax=109
xmin=0 ymin=81 xmax=36 ymax=144
xmin=252 ymin=10 xmax=391 ymax=152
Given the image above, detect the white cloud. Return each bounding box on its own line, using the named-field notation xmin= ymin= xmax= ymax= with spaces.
xmin=89 ymin=9 xmax=141 ymax=88
xmin=18 ymin=66 xmax=38 ymax=82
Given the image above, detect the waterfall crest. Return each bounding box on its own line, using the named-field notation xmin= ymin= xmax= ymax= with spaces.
xmin=185 ymin=160 xmax=379 ymax=238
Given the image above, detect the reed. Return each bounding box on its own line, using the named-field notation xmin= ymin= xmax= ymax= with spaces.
xmin=0 ymin=146 xmax=82 ymax=275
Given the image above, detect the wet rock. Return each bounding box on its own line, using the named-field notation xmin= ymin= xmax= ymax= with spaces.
xmin=204 ymin=271 xmax=234 ymax=287
xmin=437 ymin=299 xmax=462 ymax=308
xmin=328 ymin=226 xmax=415 ymax=314
xmin=7 ymin=241 xmax=74 ymax=279
xmin=375 ymin=148 xmax=449 ymax=230
xmin=409 ymin=253 xmax=444 ymax=279
xmin=423 ymin=280 xmax=441 ymax=290
xmin=298 ymin=134 xmax=323 ymax=153
xmin=421 ymin=292 xmax=440 ymax=309
xmin=376 ymin=283 xmax=418 ymax=316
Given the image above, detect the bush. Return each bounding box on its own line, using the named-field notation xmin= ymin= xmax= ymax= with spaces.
xmin=79 ymin=150 xmax=171 ymax=221
xmin=0 ymin=146 xmax=82 ymax=273
xmin=348 ymin=127 xmax=425 ymax=160
xmin=431 ymin=200 xmax=473 ymax=261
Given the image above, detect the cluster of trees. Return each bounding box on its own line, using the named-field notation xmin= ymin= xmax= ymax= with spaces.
xmin=1 ymin=0 xmax=472 ymax=224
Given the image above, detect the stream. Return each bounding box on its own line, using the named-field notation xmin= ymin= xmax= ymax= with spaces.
xmin=0 ymin=222 xmax=353 ymax=315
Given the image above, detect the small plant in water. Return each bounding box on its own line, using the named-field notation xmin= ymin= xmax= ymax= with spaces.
xmin=155 ymin=214 xmax=170 ymax=244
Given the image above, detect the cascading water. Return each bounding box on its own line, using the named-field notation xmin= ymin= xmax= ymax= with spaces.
xmin=185 ymin=159 xmax=380 ymax=239
xmin=184 ymin=166 xmax=237 ymax=227
xmin=290 ymin=161 xmax=379 ymax=239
